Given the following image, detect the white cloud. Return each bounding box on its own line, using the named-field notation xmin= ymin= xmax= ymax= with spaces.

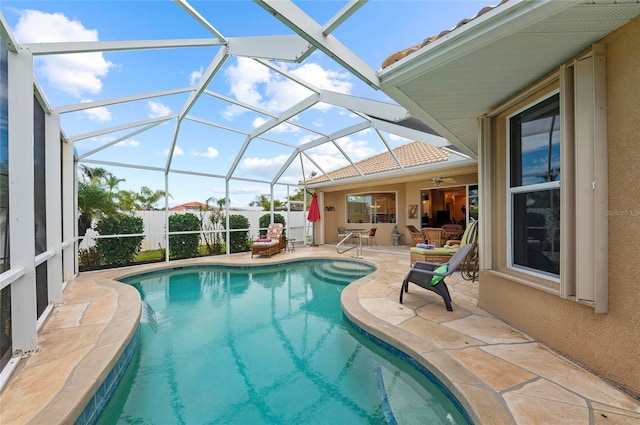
xmin=82 ymin=107 xmax=112 ymax=122
xmin=79 ymin=99 xmax=112 ymax=122
xmin=14 ymin=10 xmax=114 ymax=97
xmin=223 ymin=58 xmax=271 ymax=114
xmin=297 ymin=133 xmax=319 ymax=145
xmin=290 ymin=62 xmax=352 ymax=93
xmin=195 ymin=147 xmax=219 ymax=159
xmin=252 ymin=117 xmax=268 ymax=128
xmin=388 ymin=133 xmax=410 ymax=142
xmin=148 ymin=100 xmax=171 ymax=118
xmin=189 ymin=66 xmax=204 ymax=86
xmin=335 ymin=136 xmax=377 ymax=162
xmin=240 ymin=154 xmax=289 ymax=180
xmin=163 ymin=145 xmax=184 ymax=156
xmin=253 ymin=116 xmax=300 ymax=134
xmin=221 ymin=104 xmax=246 ymax=120
xmin=222 ymin=58 xmax=352 ymax=120
xmin=116 ymin=139 xmax=140 ymax=148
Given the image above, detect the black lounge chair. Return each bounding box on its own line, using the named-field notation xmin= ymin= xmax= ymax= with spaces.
xmin=399 ymin=243 xmax=474 ymax=311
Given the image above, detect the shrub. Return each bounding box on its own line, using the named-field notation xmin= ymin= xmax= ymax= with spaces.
xmin=78 ymin=246 xmax=101 ymax=268
xmin=258 ymin=213 xmax=286 ymax=237
xmin=169 ymin=213 xmax=201 ymax=259
xmin=227 ymin=214 xmax=250 ymax=253
xmin=95 ymin=214 xmax=144 ymax=265
xmin=200 ymin=207 xmax=225 ymax=255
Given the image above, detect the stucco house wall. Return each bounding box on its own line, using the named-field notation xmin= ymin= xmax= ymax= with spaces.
xmin=479 ymin=16 xmax=640 ymax=396
xmin=317 ymin=166 xmax=478 ymax=246
xmin=322 ymin=182 xmax=407 ymax=246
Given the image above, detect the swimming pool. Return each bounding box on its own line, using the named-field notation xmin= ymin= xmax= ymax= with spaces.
xmin=96 ymin=260 xmax=470 ymax=424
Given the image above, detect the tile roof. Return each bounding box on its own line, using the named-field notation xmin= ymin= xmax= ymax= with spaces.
xmin=169 ymin=201 xmax=209 ymax=211
xmin=303 ymin=141 xmax=451 ymax=185
xmin=381 ymin=0 xmax=508 ymax=69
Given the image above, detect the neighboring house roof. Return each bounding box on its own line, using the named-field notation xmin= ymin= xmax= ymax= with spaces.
xmin=381 ymin=0 xmax=508 ymax=69
xmin=377 ymin=1 xmax=640 ymax=157
xmin=303 ymin=141 xmax=451 ymax=185
xmin=169 ymin=201 xmax=208 ymax=211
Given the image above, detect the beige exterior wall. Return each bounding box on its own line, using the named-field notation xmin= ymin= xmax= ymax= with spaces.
xmin=323 ymin=183 xmax=406 ymax=246
xmin=479 ymin=16 xmax=640 ymax=396
xmin=317 ymin=166 xmax=478 ymax=246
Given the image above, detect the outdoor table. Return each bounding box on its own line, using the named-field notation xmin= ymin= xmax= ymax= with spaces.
xmin=348 ymin=228 xmax=364 ymax=244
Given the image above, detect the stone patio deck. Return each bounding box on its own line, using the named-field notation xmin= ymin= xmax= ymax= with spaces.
xmin=1 ymin=244 xmax=638 ymax=424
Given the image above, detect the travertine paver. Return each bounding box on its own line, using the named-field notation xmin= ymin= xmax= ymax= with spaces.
xmin=503 ymin=379 xmax=590 ymax=425
xmin=443 ymin=315 xmax=533 ymax=345
xmin=357 ymin=280 xmax=397 ymax=298
xmin=400 ymin=316 xmax=485 ymax=349
xmin=448 ymin=347 xmax=537 ymax=392
xmin=483 ymin=343 xmax=640 ymax=412
xmin=359 ymin=297 xmax=415 ymax=325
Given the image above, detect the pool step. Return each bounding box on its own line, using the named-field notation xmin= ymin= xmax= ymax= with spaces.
xmin=311 ymin=262 xmax=374 ymax=285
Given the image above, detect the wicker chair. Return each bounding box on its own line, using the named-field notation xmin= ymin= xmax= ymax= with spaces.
xmin=406 ymin=225 xmax=426 ymax=245
xmin=421 ymin=227 xmax=447 ymax=247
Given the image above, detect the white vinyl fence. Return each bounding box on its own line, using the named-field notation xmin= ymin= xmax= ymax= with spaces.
xmin=80 ymin=209 xmax=309 ymax=252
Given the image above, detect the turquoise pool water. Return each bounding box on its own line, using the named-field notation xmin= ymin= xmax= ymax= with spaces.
xmin=97 ymin=260 xmax=470 ymax=424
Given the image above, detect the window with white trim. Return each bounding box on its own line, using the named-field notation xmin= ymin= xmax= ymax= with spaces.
xmin=346 ymin=192 xmax=396 ymax=224
xmin=500 ymin=45 xmax=608 ymax=311
xmin=508 ymin=93 xmax=560 ymax=277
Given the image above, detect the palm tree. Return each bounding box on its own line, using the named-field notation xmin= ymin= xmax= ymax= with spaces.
xmin=79 ymin=165 xmax=109 ymax=183
xmin=104 ymin=175 xmax=125 ymax=204
xmin=115 ymin=190 xmax=138 ymax=213
xmin=136 ymin=186 xmax=170 ymax=210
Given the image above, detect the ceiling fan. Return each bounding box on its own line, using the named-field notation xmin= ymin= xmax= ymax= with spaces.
xmin=431 ymin=176 xmax=456 ymax=186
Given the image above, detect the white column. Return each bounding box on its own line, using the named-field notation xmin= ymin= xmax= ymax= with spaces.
xmin=8 ymin=46 xmax=37 ymax=354
xmin=45 ymin=110 xmax=63 ymax=304
xmin=61 ymin=135 xmax=75 ymax=282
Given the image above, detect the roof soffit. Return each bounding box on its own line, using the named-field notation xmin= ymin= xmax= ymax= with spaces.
xmin=378 ymin=1 xmax=640 ymax=153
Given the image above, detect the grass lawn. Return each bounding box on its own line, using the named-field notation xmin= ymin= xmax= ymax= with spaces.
xmin=134 ymin=249 xmax=164 ymax=262
xmin=134 ymin=245 xmax=226 ymax=262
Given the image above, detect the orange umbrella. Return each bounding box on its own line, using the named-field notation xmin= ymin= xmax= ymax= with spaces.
xmin=307 ymin=193 xmax=321 ymax=245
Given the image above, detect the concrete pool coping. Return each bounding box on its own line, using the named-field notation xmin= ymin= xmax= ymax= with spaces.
xmin=1 ymin=245 xmax=639 ymax=424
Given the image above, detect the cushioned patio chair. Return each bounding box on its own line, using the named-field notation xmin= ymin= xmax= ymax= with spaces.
xmin=360 ymin=227 xmax=377 ymax=246
xmin=337 ymin=226 xmax=350 ymax=243
xmin=251 ymin=223 xmax=284 ymax=258
xmin=399 ymin=243 xmax=474 ymax=311
xmin=409 ymin=220 xmax=478 ymax=266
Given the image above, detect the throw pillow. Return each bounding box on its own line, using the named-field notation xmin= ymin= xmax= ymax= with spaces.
xmin=431 ymin=264 xmax=448 ymax=286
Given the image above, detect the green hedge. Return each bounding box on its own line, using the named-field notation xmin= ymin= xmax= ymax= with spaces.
xmin=169 ymin=213 xmax=201 ymax=259
xmin=227 ymin=214 xmax=250 ymax=253
xmin=95 ymin=214 xmax=144 ymax=265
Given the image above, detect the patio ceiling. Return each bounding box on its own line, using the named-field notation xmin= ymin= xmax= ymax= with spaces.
xmin=1 ymin=0 xmax=461 ymax=196
xmin=378 ymin=0 xmax=640 ymax=156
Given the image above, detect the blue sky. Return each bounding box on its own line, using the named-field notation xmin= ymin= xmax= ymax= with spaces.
xmin=2 ymin=1 xmax=493 ymax=208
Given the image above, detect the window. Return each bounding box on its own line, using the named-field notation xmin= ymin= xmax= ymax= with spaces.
xmin=509 ymin=94 xmax=561 ymax=277
xmin=467 ymin=185 xmax=479 ymax=221
xmin=346 ymin=192 xmax=396 ymax=224
xmin=493 ymin=45 xmax=608 ymax=311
